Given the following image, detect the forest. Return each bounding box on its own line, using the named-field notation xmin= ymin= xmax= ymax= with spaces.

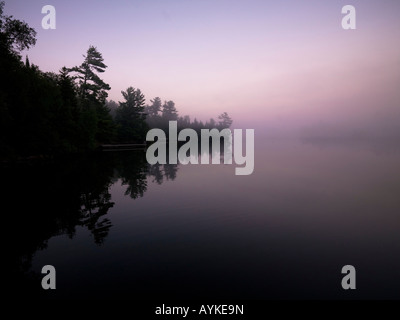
xmin=0 ymin=1 xmax=232 ymax=160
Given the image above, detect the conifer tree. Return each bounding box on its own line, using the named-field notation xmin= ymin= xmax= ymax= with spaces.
xmin=68 ymin=46 xmax=111 ymax=103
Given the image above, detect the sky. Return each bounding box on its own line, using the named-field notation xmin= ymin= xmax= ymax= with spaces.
xmin=5 ymin=0 xmax=400 ymax=131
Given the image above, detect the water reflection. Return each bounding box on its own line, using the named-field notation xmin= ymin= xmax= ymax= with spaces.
xmin=7 ymin=140 xmax=400 ymax=299
xmin=6 ymin=151 xmax=178 ymax=296
xmin=300 ymin=133 xmax=400 ymax=155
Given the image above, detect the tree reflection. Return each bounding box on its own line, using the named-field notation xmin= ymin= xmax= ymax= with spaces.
xmin=148 ymin=163 xmax=164 ymax=184
xmin=79 ymin=190 xmax=114 ymax=245
xmin=147 ymin=163 xmax=179 ymax=185
xmin=6 ymin=150 xmax=183 ymax=296
xmin=115 ymin=151 xmax=148 ymax=199
xmin=7 ymin=142 xmax=243 ymax=296
xmin=163 ymin=163 xmax=179 ymax=181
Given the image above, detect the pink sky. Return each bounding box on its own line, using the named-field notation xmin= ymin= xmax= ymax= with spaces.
xmin=6 ymin=0 xmax=400 ymax=129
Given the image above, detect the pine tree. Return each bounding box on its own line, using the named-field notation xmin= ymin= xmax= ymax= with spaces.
xmin=218 ymin=112 xmax=233 ymax=129
xmin=148 ymin=97 xmax=162 ymax=117
xmin=162 ymin=100 xmax=178 ymax=122
xmin=68 ymin=45 xmax=111 ymax=103
xmin=115 ymin=87 xmax=148 ymax=142
xmin=56 ymin=67 xmax=80 ymax=152
xmin=68 ymin=46 xmax=115 ymax=146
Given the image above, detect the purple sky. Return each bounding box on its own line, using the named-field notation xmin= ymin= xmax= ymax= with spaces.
xmin=5 ymin=0 xmax=400 ymax=129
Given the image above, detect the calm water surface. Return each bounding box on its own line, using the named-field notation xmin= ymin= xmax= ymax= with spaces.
xmin=9 ymin=139 xmax=400 ymax=299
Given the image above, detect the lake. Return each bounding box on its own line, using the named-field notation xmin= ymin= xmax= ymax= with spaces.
xmin=8 ymin=137 xmax=400 ymax=299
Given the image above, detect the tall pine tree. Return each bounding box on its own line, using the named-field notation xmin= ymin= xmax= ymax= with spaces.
xmin=68 ymin=46 xmax=115 ymax=146
xmin=68 ymin=46 xmax=111 ymax=103
xmin=115 ymin=87 xmax=148 ymax=142
xmin=162 ymin=100 xmax=178 ymax=122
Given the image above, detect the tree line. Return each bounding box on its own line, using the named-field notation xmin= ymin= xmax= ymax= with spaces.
xmin=0 ymin=1 xmax=232 ymax=159
xmin=7 ymin=150 xmax=179 ymax=297
xmin=107 ymin=96 xmax=233 ymax=137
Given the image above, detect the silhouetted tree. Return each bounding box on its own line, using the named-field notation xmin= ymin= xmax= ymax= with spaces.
xmin=0 ymin=1 xmax=36 ymax=59
xmin=162 ymin=100 xmax=178 ymax=122
xmin=68 ymin=46 xmax=110 ymax=103
xmin=106 ymin=100 xmax=118 ymax=118
xmin=1 ymin=1 xmax=38 ymax=157
xmin=115 ymin=87 xmax=148 ymax=142
xmin=147 ymin=97 xmax=162 ymax=117
xmin=0 ymin=1 xmax=234 ymax=158
xmin=54 ymin=67 xmax=81 ymax=152
xmin=207 ymin=118 xmax=217 ymax=128
xmin=218 ymin=112 xmax=233 ymax=128
xmin=68 ymin=46 xmax=116 ymax=146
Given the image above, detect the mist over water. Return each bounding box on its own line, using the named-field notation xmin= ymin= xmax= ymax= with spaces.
xmin=9 ymin=135 xmax=400 ymax=299
xmin=4 ymin=0 xmax=400 ymax=301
